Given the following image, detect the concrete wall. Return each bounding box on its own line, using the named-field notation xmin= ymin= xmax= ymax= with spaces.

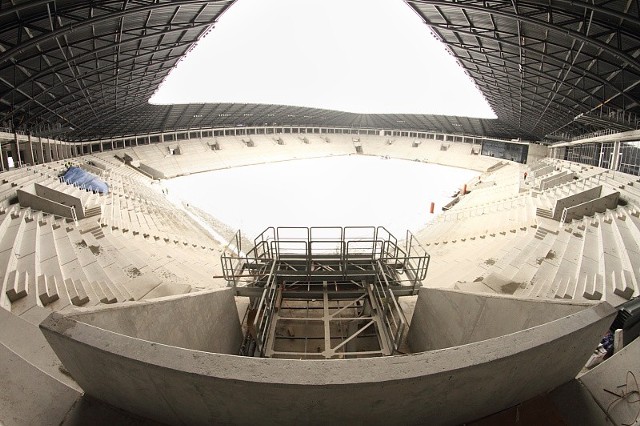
xmin=526 ymin=143 xmax=548 ymax=165
xmin=552 ymin=185 xmax=602 ymax=221
xmin=407 ymin=288 xmax=594 ymax=351
xmin=17 ymin=186 xmax=75 ymax=218
xmin=563 ymin=192 xmax=620 ymax=223
xmin=576 ymin=335 xmax=640 ymax=425
xmin=540 ymin=172 xmax=575 ymax=190
xmin=40 ymin=288 xmax=616 ymax=426
xmin=533 ymin=164 xmax=554 ymax=177
xmin=79 ymin=163 xmax=105 ymax=177
xmin=67 ymin=288 xmax=242 ymax=354
xmin=137 ymin=162 xmax=166 ymax=180
xmin=34 ymin=182 xmax=84 ymax=218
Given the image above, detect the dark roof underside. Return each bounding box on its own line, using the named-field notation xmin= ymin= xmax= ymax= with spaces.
xmin=0 ymin=0 xmax=638 ymax=141
xmin=408 ymin=0 xmax=640 ymax=140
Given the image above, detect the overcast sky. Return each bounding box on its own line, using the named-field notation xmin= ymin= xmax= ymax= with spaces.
xmin=150 ymin=0 xmax=496 ymax=118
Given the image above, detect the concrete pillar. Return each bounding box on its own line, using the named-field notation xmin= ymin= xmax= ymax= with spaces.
xmin=51 ymin=139 xmax=58 ymax=161
xmin=612 ymin=140 xmax=621 ymax=171
xmin=38 ymin=136 xmax=45 ymax=164
xmin=0 ymin=145 xmax=5 ymax=171
xmin=26 ymin=133 xmax=34 ymax=165
xmin=100 ymin=141 xmax=104 ymax=152
xmin=13 ymin=132 xmax=22 ymax=166
xmin=44 ymin=138 xmax=52 ymax=162
xmin=89 ymin=142 xmax=93 ymax=154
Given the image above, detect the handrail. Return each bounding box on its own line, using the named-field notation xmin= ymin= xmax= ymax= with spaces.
xmin=374 ymin=259 xmax=409 ymax=353
xmin=70 ymin=205 xmax=78 ymax=226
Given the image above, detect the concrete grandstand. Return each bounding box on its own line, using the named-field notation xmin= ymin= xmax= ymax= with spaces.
xmin=0 ymin=1 xmax=640 ymax=425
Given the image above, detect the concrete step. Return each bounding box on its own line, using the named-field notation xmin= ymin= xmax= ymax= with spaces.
xmin=582 ymin=273 xmax=604 ymax=300
xmin=536 ymin=207 xmax=553 ymax=219
xmin=90 ymin=280 xmax=115 ymax=304
xmin=5 ymin=270 xmax=28 ymax=303
xmin=65 ymin=278 xmax=89 ymax=306
xmin=37 ymin=274 xmax=59 ymax=306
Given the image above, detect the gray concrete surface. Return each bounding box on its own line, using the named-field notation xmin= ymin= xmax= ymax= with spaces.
xmin=577 ymin=335 xmax=640 ymax=425
xmin=40 ymin=288 xmax=615 ymax=426
xmin=552 ymin=185 xmax=602 ymax=221
xmin=563 ymin=192 xmax=620 ymax=223
xmin=59 ymin=288 xmax=242 ymax=354
xmin=17 ymin=186 xmax=75 ymax=218
xmin=0 ymin=341 xmax=81 ymax=426
xmin=407 ymin=288 xmax=595 ymax=351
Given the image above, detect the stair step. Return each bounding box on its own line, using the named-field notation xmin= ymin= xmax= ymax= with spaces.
xmin=65 ymin=278 xmax=89 ymax=306
xmin=582 ymin=273 xmax=603 ymax=300
xmin=5 ymin=270 xmax=28 ymax=303
xmin=37 ymin=275 xmax=59 ymax=306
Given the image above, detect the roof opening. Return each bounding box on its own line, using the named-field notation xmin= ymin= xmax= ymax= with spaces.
xmin=150 ymin=0 xmax=496 ymax=119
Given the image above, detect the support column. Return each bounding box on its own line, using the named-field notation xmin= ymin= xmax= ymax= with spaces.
xmin=44 ymin=138 xmax=52 ymax=162
xmin=38 ymin=136 xmax=45 ymax=164
xmin=612 ymin=140 xmax=621 ymax=171
xmin=0 ymin=144 xmax=5 ymax=171
xmin=51 ymin=139 xmax=59 ymax=161
xmin=26 ymin=133 xmax=35 ymax=165
xmin=13 ymin=132 xmax=22 ymax=167
xmin=100 ymin=141 xmax=104 ymax=152
xmin=111 ymin=139 xmax=115 ymax=150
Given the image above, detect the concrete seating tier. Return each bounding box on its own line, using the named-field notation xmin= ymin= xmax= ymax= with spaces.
xmin=0 ymin=201 xmax=223 ymax=318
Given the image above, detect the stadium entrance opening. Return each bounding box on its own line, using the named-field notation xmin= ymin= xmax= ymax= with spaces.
xmin=221 ymin=226 xmax=430 ymax=359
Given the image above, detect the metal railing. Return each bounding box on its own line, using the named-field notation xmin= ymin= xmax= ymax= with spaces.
xmin=221 ymin=226 xmax=430 ymax=293
xmin=373 ymin=259 xmax=408 ymax=354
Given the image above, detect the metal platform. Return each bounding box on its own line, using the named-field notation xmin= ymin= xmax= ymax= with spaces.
xmin=221 ymin=226 xmax=430 ymax=359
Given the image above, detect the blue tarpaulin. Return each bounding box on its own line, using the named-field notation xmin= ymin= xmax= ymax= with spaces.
xmin=62 ymin=166 xmax=109 ymax=194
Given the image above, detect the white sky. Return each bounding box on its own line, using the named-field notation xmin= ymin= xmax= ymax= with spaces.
xmin=150 ymin=0 xmax=496 ymax=118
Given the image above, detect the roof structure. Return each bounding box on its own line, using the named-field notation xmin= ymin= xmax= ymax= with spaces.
xmin=408 ymin=0 xmax=640 ymax=140
xmin=0 ymin=0 xmax=639 ymax=141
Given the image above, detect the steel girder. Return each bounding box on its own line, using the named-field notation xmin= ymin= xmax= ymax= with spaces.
xmin=3 ymin=1 xmax=636 ymax=141
xmin=0 ymin=0 xmax=233 ymax=135
xmin=408 ymin=0 xmax=640 ymax=139
xmin=56 ymin=102 xmax=516 ymax=140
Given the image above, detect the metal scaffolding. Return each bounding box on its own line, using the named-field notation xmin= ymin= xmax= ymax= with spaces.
xmin=221 ymin=226 xmax=430 ymax=359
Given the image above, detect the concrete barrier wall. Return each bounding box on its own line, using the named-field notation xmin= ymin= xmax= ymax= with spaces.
xmin=526 ymin=143 xmax=548 ymax=165
xmin=553 ymin=185 xmax=603 ymax=221
xmin=537 ymin=170 xmax=566 ymax=188
xmin=137 ymin=162 xmax=165 ymax=180
xmin=577 ymin=334 xmax=640 ymax=424
xmin=79 ymin=163 xmax=105 ymax=177
xmin=540 ymin=171 xmax=575 ymax=190
xmin=407 ymin=288 xmax=594 ymax=351
xmin=563 ymin=192 xmax=620 ymax=223
xmin=40 ymin=289 xmax=616 ymax=426
xmin=533 ymin=164 xmax=554 ymax=177
xmin=17 ymin=186 xmax=75 ymax=218
xmin=34 ymin=182 xmax=84 ymax=218
xmin=68 ymin=288 xmax=242 ymax=354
